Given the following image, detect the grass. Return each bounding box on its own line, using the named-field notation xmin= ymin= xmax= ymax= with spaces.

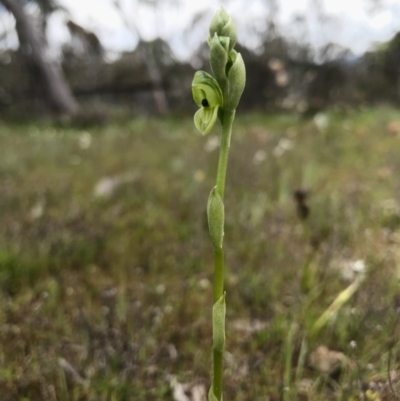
xmin=1 ymin=107 xmax=400 ymax=400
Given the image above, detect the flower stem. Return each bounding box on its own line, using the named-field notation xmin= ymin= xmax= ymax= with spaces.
xmin=212 ymin=109 xmax=235 ymax=401
xmin=216 ymin=110 xmax=235 ymax=200
xmin=213 ymin=247 xmax=224 ymax=303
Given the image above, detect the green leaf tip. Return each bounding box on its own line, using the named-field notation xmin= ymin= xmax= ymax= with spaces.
xmin=212 ymin=292 xmax=226 ymax=352
xmin=310 ymin=274 xmax=364 ymax=337
xmin=208 ymin=386 xmax=219 ymax=401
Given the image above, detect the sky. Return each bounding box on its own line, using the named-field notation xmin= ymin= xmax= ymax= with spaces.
xmin=2 ymin=0 xmax=400 ymax=61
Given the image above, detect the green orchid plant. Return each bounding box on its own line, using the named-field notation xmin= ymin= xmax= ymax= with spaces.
xmin=191 ymin=8 xmax=246 ymax=401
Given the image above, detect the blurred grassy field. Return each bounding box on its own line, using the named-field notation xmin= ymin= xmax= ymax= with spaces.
xmin=2 ymin=108 xmax=400 ymax=400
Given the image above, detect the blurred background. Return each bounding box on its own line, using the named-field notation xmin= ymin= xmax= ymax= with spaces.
xmin=1 ymin=0 xmax=400 ymax=118
xmin=4 ymin=1 xmax=400 ymax=401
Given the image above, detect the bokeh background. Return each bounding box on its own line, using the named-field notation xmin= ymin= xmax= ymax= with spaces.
xmin=2 ymin=1 xmax=400 ymax=400
xmin=2 ymin=0 xmax=400 ymax=118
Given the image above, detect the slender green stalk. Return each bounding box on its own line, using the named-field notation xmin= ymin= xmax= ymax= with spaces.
xmin=211 ymin=109 xmax=235 ymax=400
xmin=215 ymin=110 xmax=235 ymax=200
xmin=213 ymin=247 xmax=224 ymax=303
xmin=191 ymin=9 xmax=245 ymax=400
xmin=213 ymin=110 xmax=235 ymax=305
xmin=212 ymin=348 xmax=224 ymax=401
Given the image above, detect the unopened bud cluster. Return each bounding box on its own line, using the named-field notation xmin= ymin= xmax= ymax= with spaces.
xmin=192 ymin=8 xmax=246 ymax=135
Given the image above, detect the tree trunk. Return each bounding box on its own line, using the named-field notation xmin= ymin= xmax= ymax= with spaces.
xmin=1 ymin=0 xmax=77 ymax=115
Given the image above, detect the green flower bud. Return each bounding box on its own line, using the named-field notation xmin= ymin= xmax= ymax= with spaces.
xmin=192 ymin=71 xmax=223 ymax=135
xmin=212 ymin=292 xmax=226 ymax=352
xmin=209 ymin=34 xmax=229 ymax=90
xmin=207 ymin=186 xmax=224 ymax=249
xmin=208 ymin=33 xmax=230 ymax=53
xmin=225 ymin=48 xmax=237 ymax=75
xmin=224 ymin=52 xmax=246 ymax=111
xmin=209 ymin=7 xmax=237 ymax=51
xmin=209 ymin=7 xmax=229 ymax=36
